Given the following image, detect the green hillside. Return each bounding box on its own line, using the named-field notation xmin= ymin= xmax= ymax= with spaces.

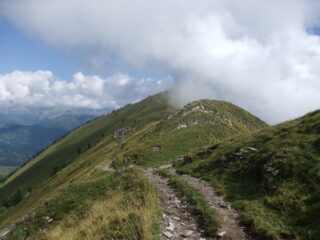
xmin=0 ymin=91 xmax=266 ymax=239
xmin=0 ymin=92 xmax=266 ymax=198
xmin=111 ymin=99 xmax=267 ymax=168
xmin=0 ymin=92 xmax=173 ymax=198
xmin=176 ymin=110 xmax=320 ymax=239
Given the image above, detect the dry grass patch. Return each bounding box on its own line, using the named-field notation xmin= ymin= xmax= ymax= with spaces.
xmin=7 ymin=169 xmax=161 ymax=240
xmin=46 ymin=189 xmax=158 ymax=240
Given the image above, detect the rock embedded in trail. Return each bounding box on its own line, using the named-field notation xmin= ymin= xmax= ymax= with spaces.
xmin=163 ymin=231 xmax=174 ymax=238
xmin=166 ymin=222 xmax=175 ymax=232
xmin=181 ymin=230 xmax=194 ymax=237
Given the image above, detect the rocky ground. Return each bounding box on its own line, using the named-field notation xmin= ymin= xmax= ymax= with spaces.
xmin=143 ymin=168 xmax=210 ymax=240
xmin=177 ymin=172 xmax=250 ymax=240
xmin=144 ymin=167 xmax=253 ymax=240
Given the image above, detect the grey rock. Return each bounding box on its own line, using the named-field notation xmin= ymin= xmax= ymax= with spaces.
xmin=162 ymin=231 xmax=174 ymax=238
xmin=44 ymin=216 xmax=53 ymax=223
xmin=217 ymin=231 xmax=227 ymax=237
xmin=166 ymin=222 xmax=175 ymax=232
xmin=101 ymin=165 xmax=114 ymax=172
xmin=0 ymin=227 xmax=11 ymax=238
xmin=265 ymin=166 xmax=280 ymax=176
xmin=248 ymin=147 xmax=258 ymax=152
xmin=113 ymin=128 xmax=131 ymax=140
xmin=181 ymin=230 xmax=193 ymax=237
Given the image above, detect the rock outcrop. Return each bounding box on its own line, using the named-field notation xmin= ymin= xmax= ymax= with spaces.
xmin=113 ymin=128 xmax=131 ymax=140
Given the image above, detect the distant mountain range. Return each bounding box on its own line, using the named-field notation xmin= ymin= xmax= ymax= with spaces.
xmin=0 ymin=106 xmax=110 ymax=175
xmin=0 ymin=104 xmax=108 ymax=125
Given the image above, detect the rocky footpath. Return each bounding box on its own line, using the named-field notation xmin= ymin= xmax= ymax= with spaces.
xmin=143 ymin=168 xmax=210 ymax=240
xmin=144 ymin=166 xmax=255 ymax=240
xmin=177 ymin=173 xmax=250 ymax=240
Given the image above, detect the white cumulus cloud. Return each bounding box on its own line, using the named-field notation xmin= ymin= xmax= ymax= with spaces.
xmin=1 ymin=0 xmax=320 ymax=123
xmin=0 ymin=70 xmax=173 ymax=109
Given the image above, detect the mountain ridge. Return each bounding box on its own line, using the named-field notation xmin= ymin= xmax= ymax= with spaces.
xmin=0 ymin=92 xmax=265 ymax=192
xmin=0 ymin=91 xmax=272 ymax=239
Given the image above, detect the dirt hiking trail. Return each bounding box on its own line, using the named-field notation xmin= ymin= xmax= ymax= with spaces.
xmin=143 ymin=168 xmax=209 ymax=240
xmin=143 ymin=167 xmax=254 ymax=240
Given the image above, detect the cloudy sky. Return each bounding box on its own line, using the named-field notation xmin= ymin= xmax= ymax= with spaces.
xmin=1 ymin=0 xmax=320 ymax=123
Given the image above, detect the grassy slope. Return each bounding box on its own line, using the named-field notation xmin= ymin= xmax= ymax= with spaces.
xmin=0 ymin=92 xmax=266 ymax=239
xmin=0 ymin=92 xmax=174 ymax=230
xmin=0 ymin=92 xmax=173 ymax=197
xmin=1 ymin=129 xmax=161 ymax=239
xmin=114 ymin=99 xmax=267 ymax=167
xmin=0 ymin=93 xmax=266 ymax=198
xmin=176 ymin=110 xmax=320 ymax=240
xmin=7 ymin=169 xmax=160 ymax=240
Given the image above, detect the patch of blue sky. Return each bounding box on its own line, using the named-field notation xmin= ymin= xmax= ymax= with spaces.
xmin=306 ymin=25 xmax=320 ymax=36
xmin=0 ymin=19 xmax=77 ymax=80
xmin=0 ymin=19 xmax=169 ymax=82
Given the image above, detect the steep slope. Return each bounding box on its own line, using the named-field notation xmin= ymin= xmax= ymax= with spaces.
xmin=0 ymin=91 xmax=266 ymax=239
xmin=0 ymin=92 xmax=173 ymax=198
xmin=176 ymin=109 xmax=320 ymax=240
